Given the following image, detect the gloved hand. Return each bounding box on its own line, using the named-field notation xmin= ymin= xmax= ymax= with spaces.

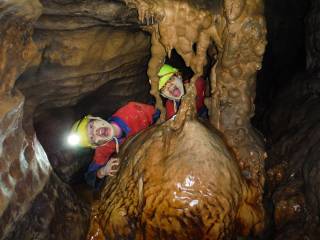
xmin=96 ymin=158 xmax=120 ymax=178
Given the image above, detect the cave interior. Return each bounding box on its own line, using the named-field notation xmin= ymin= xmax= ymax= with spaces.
xmin=1 ymin=0 xmax=320 ymax=239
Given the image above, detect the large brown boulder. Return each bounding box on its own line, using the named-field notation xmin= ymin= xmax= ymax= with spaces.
xmin=87 ymin=118 xmax=264 ymax=240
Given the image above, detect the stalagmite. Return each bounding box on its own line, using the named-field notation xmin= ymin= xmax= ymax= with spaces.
xmin=125 ymin=0 xmax=267 ymax=191
xmin=87 ymin=99 xmax=264 ymax=239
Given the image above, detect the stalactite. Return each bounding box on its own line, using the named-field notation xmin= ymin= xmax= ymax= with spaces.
xmin=125 ymin=0 xmax=267 ymax=192
xmin=148 ymin=29 xmax=166 ymax=121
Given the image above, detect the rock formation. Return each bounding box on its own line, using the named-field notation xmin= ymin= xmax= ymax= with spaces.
xmin=124 ymin=0 xmax=267 ymax=193
xmin=264 ymin=72 xmax=320 ymax=240
xmin=0 ymin=0 xmax=268 ymax=239
xmin=87 ymin=101 xmax=264 ymax=239
xmin=0 ymin=1 xmax=89 ymax=239
xmin=85 ymin=0 xmax=268 ymax=238
xmin=259 ymin=0 xmax=320 ymax=239
xmin=0 ymin=0 xmax=151 ymax=239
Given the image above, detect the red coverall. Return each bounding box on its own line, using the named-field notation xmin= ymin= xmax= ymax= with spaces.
xmin=165 ymin=77 xmax=208 ymax=119
xmin=85 ymin=101 xmax=159 ymax=187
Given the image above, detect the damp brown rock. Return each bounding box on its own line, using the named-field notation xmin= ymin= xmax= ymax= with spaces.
xmin=1 ymin=0 xmax=268 ymax=239
xmin=87 ymin=116 xmax=264 ymax=240
xmin=125 ymin=0 xmax=267 ymax=195
xmin=86 ymin=0 xmax=267 ymax=238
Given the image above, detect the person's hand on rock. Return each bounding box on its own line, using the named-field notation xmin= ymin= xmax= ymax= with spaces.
xmin=97 ymin=158 xmax=120 ymax=178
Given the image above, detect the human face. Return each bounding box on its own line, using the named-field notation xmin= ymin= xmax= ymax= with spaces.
xmin=161 ymin=74 xmax=185 ymax=100
xmin=87 ymin=118 xmax=114 ymax=146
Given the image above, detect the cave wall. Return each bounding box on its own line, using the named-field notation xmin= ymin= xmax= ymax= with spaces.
xmin=265 ymin=72 xmax=320 ymax=239
xmin=256 ymin=0 xmax=320 ymax=239
xmin=0 ymin=0 xmax=153 ymax=239
xmin=1 ymin=0 xmax=268 ymax=238
xmin=306 ymin=0 xmax=320 ymax=72
xmin=15 ymin=0 xmax=153 ymax=184
xmin=17 ymin=26 xmax=150 ymax=116
xmin=0 ymin=1 xmax=91 ymax=239
xmin=2 ymin=0 xmax=320 ymax=239
xmin=254 ymin=0 xmax=309 ymax=128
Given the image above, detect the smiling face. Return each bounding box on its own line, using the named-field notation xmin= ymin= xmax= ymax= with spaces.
xmin=160 ymin=74 xmax=185 ymax=101
xmin=87 ymin=118 xmax=114 ymax=146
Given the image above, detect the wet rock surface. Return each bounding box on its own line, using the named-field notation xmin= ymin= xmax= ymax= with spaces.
xmin=264 ymin=72 xmax=320 ymax=240
xmin=5 ymin=0 xmax=320 ymax=239
xmin=88 ymin=117 xmax=264 ymax=239
xmin=259 ymin=0 xmax=320 ymax=238
xmin=0 ymin=92 xmax=90 ymax=240
xmin=129 ymin=0 xmax=267 ymax=194
xmin=0 ymin=0 xmax=149 ymax=239
xmin=3 ymin=173 xmax=89 ymax=240
xmin=1 ymin=0 xmax=267 ymax=239
xmin=18 ymin=0 xmax=153 ymax=185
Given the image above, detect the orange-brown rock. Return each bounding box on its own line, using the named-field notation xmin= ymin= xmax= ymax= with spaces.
xmin=0 ymin=1 xmax=90 ymax=239
xmin=10 ymin=0 xmax=153 ymax=188
xmin=1 ymin=0 xmax=269 ymax=239
xmin=87 ymin=115 xmax=264 ymax=239
xmin=125 ymin=0 xmax=267 ymax=195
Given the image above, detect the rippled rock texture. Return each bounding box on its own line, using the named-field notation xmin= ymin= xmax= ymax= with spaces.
xmin=85 ymin=0 xmax=267 ymax=238
xmin=128 ymin=0 xmax=267 ymax=192
xmin=87 ymin=115 xmax=264 ymax=239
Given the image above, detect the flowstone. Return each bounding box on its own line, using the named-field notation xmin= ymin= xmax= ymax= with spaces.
xmin=87 ymin=0 xmax=268 ymax=239
xmin=87 ymin=100 xmax=264 ymax=239
xmin=125 ymin=0 xmax=267 ymax=193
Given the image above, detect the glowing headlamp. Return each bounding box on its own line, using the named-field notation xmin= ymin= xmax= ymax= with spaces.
xmin=67 ymin=133 xmax=80 ymax=146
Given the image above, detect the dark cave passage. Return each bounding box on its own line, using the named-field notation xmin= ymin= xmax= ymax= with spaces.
xmin=1 ymin=0 xmax=320 ymax=239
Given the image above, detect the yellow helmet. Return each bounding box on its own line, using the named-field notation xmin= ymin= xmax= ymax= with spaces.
xmin=158 ymin=64 xmax=178 ymax=90
xmin=68 ymin=115 xmax=92 ymax=148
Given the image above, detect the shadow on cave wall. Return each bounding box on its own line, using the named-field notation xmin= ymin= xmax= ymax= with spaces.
xmin=254 ymin=0 xmax=310 ymax=132
xmin=253 ymin=0 xmax=320 ymax=239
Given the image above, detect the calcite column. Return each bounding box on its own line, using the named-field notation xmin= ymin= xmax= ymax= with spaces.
xmin=211 ymin=0 xmax=267 ymax=190
xmin=147 ymin=30 xmax=167 ymax=120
